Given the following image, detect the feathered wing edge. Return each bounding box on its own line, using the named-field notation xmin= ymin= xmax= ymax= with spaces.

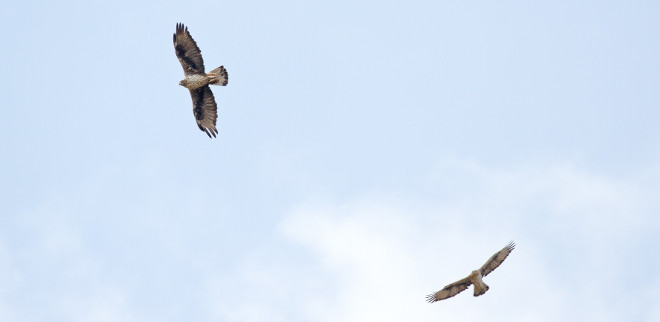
xmin=425 ymin=276 xmax=472 ymax=303
xmin=173 ymin=22 xmax=205 ymax=75
xmin=190 ymin=86 xmax=218 ymax=138
xmin=479 ymin=241 xmax=515 ymax=277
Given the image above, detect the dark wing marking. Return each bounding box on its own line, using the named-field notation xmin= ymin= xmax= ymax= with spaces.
xmin=479 ymin=241 xmax=515 ymax=277
xmin=174 ymin=23 xmax=205 ymax=75
xmin=426 ymin=276 xmax=472 ymax=303
xmin=190 ymin=86 xmax=218 ymax=138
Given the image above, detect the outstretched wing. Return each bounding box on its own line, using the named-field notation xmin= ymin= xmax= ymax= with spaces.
xmin=190 ymin=86 xmax=218 ymax=138
xmin=174 ymin=23 xmax=205 ymax=75
xmin=426 ymin=276 xmax=472 ymax=303
xmin=479 ymin=241 xmax=515 ymax=277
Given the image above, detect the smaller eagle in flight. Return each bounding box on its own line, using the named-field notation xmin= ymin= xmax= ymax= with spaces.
xmin=174 ymin=23 xmax=228 ymax=138
xmin=426 ymin=241 xmax=515 ymax=303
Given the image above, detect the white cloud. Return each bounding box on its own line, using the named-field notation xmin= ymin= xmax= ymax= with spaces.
xmin=0 ymin=197 xmax=144 ymax=322
xmin=280 ymin=202 xmax=428 ymax=321
xmin=207 ymin=158 xmax=659 ymax=322
xmin=6 ymin=158 xmax=656 ymax=322
xmin=278 ymin=199 xmax=567 ymax=322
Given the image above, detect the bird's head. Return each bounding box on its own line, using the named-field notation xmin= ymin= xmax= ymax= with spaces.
xmin=179 ymin=79 xmax=186 ymax=87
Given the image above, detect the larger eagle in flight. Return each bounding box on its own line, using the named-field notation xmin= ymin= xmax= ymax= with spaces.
xmin=174 ymin=23 xmax=228 ymax=138
xmin=426 ymin=241 xmax=515 ymax=303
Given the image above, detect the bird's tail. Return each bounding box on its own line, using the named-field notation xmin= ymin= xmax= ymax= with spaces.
xmin=208 ymin=66 xmax=228 ymax=86
xmin=473 ymin=282 xmax=489 ymax=297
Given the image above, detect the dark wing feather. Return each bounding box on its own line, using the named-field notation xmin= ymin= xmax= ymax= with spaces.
xmin=426 ymin=276 xmax=472 ymax=303
xmin=479 ymin=241 xmax=515 ymax=277
xmin=190 ymin=86 xmax=218 ymax=138
xmin=174 ymin=23 xmax=205 ymax=75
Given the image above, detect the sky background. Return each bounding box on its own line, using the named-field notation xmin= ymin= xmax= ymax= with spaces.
xmin=1 ymin=0 xmax=660 ymax=321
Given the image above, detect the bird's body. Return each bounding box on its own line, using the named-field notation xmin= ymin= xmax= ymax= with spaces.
xmin=180 ymin=74 xmax=210 ymax=90
xmin=173 ymin=23 xmax=228 ymax=138
xmin=179 ymin=66 xmax=228 ymax=90
xmin=467 ymin=270 xmax=489 ymax=296
xmin=426 ymin=241 xmax=515 ymax=303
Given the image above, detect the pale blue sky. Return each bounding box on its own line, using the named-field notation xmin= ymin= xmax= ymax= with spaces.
xmin=1 ymin=0 xmax=659 ymax=321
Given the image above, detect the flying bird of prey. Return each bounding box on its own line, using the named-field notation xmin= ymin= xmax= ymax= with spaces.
xmin=173 ymin=23 xmax=228 ymax=138
xmin=426 ymin=241 xmax=515 ymax=303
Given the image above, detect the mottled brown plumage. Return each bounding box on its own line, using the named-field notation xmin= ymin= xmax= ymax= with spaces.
xmin=174 ymin=23 xmax=228 ymax=138
xmin=426 ymin=241 xmax=515 ymax=303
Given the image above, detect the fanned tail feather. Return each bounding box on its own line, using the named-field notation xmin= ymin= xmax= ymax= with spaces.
xmin=473 ymin=283 xmax=489 ymax=297
xmin=208 ymin=66 xmax=228 ymax=86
